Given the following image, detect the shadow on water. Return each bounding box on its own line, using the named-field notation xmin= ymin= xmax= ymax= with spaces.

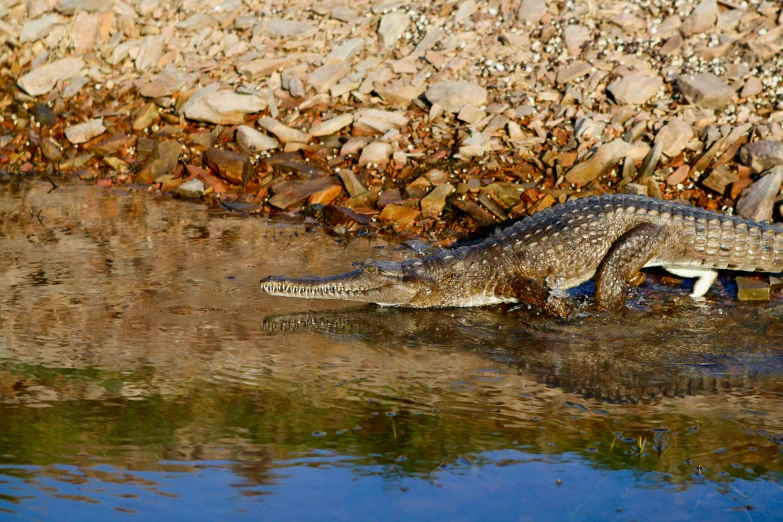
xmin=0 ymin=182 xmax=781 ymax=519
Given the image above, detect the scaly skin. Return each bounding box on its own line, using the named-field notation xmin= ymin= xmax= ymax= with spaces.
xmin=260 ymin=194 xmax=783 ymax=314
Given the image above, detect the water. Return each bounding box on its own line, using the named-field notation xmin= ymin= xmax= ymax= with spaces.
xmin=0 ymin=182 xmax=782 ymax=520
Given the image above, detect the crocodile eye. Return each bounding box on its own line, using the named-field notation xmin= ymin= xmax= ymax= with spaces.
xmin=364 ymin=265 xmax=377 ymax=273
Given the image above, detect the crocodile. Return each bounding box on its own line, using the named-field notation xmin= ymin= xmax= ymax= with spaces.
xmin=260 ymin=194 xmax=783 ymax=316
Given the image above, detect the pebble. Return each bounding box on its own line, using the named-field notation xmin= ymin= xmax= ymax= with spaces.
xmin=268 ymin=178 xmax=338 ymax=210
xmin=337 ymin=169 xmax=368 ymax=197
xmin=677 ymin=73 xmax=735 ymax=110
xmin=739 ymin=141 xmax=783 ymax=174
xmin=607 ymin=72 xmax=663 ymax=105
xmin=563 ymin=25 xmax=589 ymax=56
xmin=237 ymin=58 xmax=294 ymax=79
xmin=137 ymin=140 xmax=181 ymax=183
xmin=176 ymin=178 xmax=206 ymax=199
xmin=741 ymin=77 xmax=763 ymax=98
xmin=259 ymin=18 xmax=316 ymax=39
xmin=681 ymin=0 xmax=719 ymax=36
xmin=735 ymin=166 xmax=783 ymax=222
xmin=378 ymin=13 xmax=409 ymax=49
xmin=20 ymin=14 xmax=65 ymax=43
xmin=17 ymin=57 xmax=84 ymax=96
xmin=62 ymin=76 xmax=89 ymax=99
xmin=308 ymin=63 xmax=350 ymax=94
xmin=421 ymin=183 xmax=455 ymax=218
xmin=64 ymin=119 xmax=106 ymax=144
xmin=204 ymin=148 xmax=250 ymax=185
xmin=555 ymin=61 xmax=592 ymax=85
xmin=358 ymin=141 xmax=393 ymax=167
xmin=31 ymin=103 xmax=56 ymax=127
xmin=132 ymin=103 xmax=159 ymax=131
xmin=236 ymin=125 xmax=280 ymax=153
xmin=654 ymin=118 xmax=694 ymax=158
xmin=135 ymin=35 xmax=165 ymax=72
xmin=736 ymin=277 xmax=770 ymax=301
xmin=378 ymin=204 xmax=421 ymax=229
xmin=565 ymin=139 xmax=629 ymax=187
xmin=425 ymin=81 xmax=487 ymax=114
xmin=184 ymin=91 xmax=266 ymax=125
xmin=517 ymin=0 xmax=547 ymax=23
xmin=258 ymin=117 xmax=310 ymax=144
xmin=310 ymin=114 xmax=354 ymax=137
xmin=701 ymin=166 xmax=738 ymax=195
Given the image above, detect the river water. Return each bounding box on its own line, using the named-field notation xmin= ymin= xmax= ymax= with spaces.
xmin=0 ymin=182 xmax=781 ymax=520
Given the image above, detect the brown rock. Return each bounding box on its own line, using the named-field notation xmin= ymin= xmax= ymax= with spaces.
xmin=137 ymin=140 xmax=181 ymax=184
xmin=739 ymin=141 xmax=783 ymax=174
xmin=378 ymin=204 xmax=421 ymax=229
xmin=90 ymin=134 xmax=136 ymax=156
xmin=701 ymin=166 xmax=738 ymax=195
xmin=452 ymin=199 xmax=496 ymax=225
xmin=736 ymin=277 xmax=770 ymax=301
xmin=270 ymin=159 xmax=327 ymax=180
xmin=132 ymin=102 xmax=159 ymax=131
xmin=421 ymin=183 xmax=455 ymax=218
xmin=308 ymin=184 xmax=343 ymax=205
xmin=565 ymin=139 xmax=629 ymax=187
xmin=269 ymin=177 xmax=338 ymax=210
xmin=678 ymin=73 xmax=735 ymax=110
xmin=337 ymin=169 xmax=367 ymax=197
xmin=735 ymin=166 xmax=783 ymax=222
xmin=204 ymin=148 xmax=251 ymax=185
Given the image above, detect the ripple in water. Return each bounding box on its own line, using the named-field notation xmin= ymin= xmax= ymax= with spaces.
xmin=470 ymin=368 xmax=508 ymax=382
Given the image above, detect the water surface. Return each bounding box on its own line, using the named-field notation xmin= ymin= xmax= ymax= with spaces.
xmin=0 ymin=182 xmax=782 ymax=520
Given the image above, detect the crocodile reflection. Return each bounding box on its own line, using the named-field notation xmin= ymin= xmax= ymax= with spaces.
xmin=262 ymin=303 xmax=783 ymax=403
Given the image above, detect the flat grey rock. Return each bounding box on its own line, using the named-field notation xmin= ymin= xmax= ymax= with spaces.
xmin=20 ymin=14 xmax=65 ymax=43
xmin=678 ymin=73 xmax=735 ymax=110
xmin=236 ymin=125 xmax=280 ymax=153
xmin=177 ymin=178 xmax=206 ymax=198
xmin=64 ymin=118 xmax=106 ymax=144
xmin=17 ymin=57 xmax=84 ymax=96
xmin=184 ymin=91 xmax=266 ymax=125
xmin=425 ymin=81 xmax=487 ymax=113
xmin=258 ymin=18 xmax=315 ymax=38
xmin=378 ymin=12 xmax=409 ymax=49
xmin=607 ymin=72 xmax=662 ymax=105
xmin=739 ymin=141 xmax=783 ymax=174
xmin=735 ymin=166 xmax=783 ymax=222
xmin=681 ymin=0 xmax=718 ymax=36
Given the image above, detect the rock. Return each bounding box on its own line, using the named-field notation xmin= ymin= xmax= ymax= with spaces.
xmin=374 ymin=80 xmax=424 ymax=107
xmin=378 ymin=12 xmax=409 ymax=49
xmin=659 ymin=35 xmax=683 ymax=56
xmin=307 ymin=63 xmax=350 ymax=93
xmin=457 ymin=131 xmax=490 ymax=160
xmin=426 ymin=169 xmax=449 ymax=185
xmin=20 ymin=14 xmax=65 ymax=43
xmin=236 ymin=125 xmax=280 ymax=153
xmin=64 ymin=119 xmax=105 ymax=144
xmin=31 ymin=103 xmax=56 ymax=127
xmin=176 ymin=178 xmax=206 ymax=198
xmin=556 ymin=61 xmax=592 ymax=84
xmin=325 ymin=38 xmax=365 ymax=64
xmin=204 ymin=148 xmax=251 ymax=185
xmin=184 ymin=91 xmax=266 ymax=125
xmin=420 ymin=183 xmax=455 ymax=218
xmin=132 ymin=102 xmax=159 ymax=131
xmin=55 ymin=0 xmax=109 ymax=13
xmin=565 ymin=139 xmax=629 ymax=186
xmin=62 ymin=76 xmax=89 ymax=99
xmin=337 ymin=170 xmax=367 ymax=197
xmin=71 ymin=11 xmax=99 ymax=54
xmin=741 ymin=77 xmax=762 ymax=98
xmin=454 ymin=0 xmax=477 ymax=23
xmin=678 ymin=73 xmax=735 ymax=110
xmin=739 ymin=141 xmax=783 ymax=174
xmin=135 ymin=35 xmax=165 ymax=71
xmin=563 ymin=25 xmax=589 ymax=55
xmin=268 ymin=156 xmax=327 ymax=180
xmin=358 ymin=141 xmax=392 ymax=167
xmin=517 ymin=0 xmax=547 ymax=23
xmin=310 ymin=114 xmax=353 ymax=137
xmin=258 ymin=117 xmax=310 ymax=143
xmin=379 ymin=204 xmax=421 ymax=229
xmin=308 ymin=184 xmax=343 ymax=205
xmin=607 ymin=72 xmax=663 ymax=105
xmin=638 ymin=141 xmax=664 ymax=179
xmin=268 ymin=177 xmax=338 ymax=210
xmin=736 ymin=277 xmax=770 ymax=301
xmin=90 ymin=134 xmax=136 ymax=156
xmin=574 ymin=116 xmax=604 ymax=142
xmin=702 ymin=166 xmax=738 ymax=195
xmin=404 ymin=177 xmax=432 ymax=199
xmin=681 ymin=0 xmax=718 ymax=36
xmin=17 ymin=57 xmax=84 ymax=96
xmin=40 ymin=137 xmax=62 ymax=160
xmin=452 ymin=199 xmax=496 ymax=226
xmin=138 ymin=140 xmax=181 ymax=183
xmin=237 ymin=58 xmax=294 ymax=79
xmin=258 ymin=18 xmax=316 ymax=38
xmin=654 ymin=118 xmax=694 ymax=157
xmin=624 ymin=183 xmax=648 ymax=196
xmin=425 ymin=81 xmax=487 ymax=113
xmin=457 ymin=104 xmax=485 ymax=124
xmin=735 ymin=166 xmax=783 ymax=222
xmin=353 ymin=109 xmax=410 ymax=133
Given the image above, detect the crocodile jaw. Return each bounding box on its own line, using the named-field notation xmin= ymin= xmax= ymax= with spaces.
xmin=260 ymin=262 xmax=418 ymax=306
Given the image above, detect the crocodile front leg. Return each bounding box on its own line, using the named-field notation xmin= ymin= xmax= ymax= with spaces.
xmin=500 ymin=276 xmax=570 ymax=318
xmin=595 ymin=223 xmax=668 ymax=311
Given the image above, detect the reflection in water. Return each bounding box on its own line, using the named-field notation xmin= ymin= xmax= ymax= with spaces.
xmin=0 ymin=182 xmax=781 ymax=519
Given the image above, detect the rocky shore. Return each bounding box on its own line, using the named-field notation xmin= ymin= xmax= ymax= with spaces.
xmin=0 ymin=0 xmax=782 ymax=249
